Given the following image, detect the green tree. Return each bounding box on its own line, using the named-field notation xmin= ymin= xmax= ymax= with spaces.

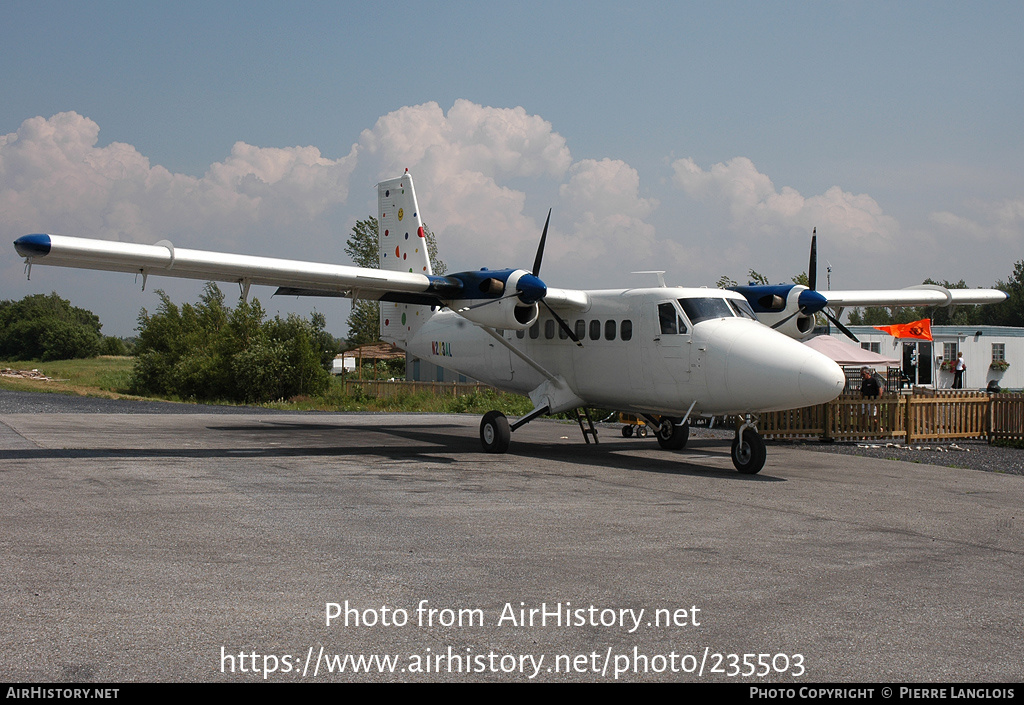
xmin=344 ymin=216 xmax=445 ymax=345
xmin=982 ymin=260 xmax=1024 ymax=327
xmin=0 ymin=292 xmax=103 ymax=360
xmin=130 ymin=283 xmax=338 ymax=403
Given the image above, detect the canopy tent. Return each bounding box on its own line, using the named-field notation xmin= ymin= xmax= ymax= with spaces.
xmin=803 ymin=335 xmax=900 ymax=366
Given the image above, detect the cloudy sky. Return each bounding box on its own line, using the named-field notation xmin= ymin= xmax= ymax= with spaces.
xmin=2 ymin=1 xmax=1021 ymax=337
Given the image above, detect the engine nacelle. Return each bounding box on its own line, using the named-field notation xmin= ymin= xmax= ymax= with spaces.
xmin=456 ymin=298 xmax=539 ymax=330
xmin=753 ymin=286 xmax=818 ymax=341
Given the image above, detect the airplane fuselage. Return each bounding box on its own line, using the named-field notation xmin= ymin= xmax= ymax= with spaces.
xmin=407 ymin=287 xmax=846 ymax=418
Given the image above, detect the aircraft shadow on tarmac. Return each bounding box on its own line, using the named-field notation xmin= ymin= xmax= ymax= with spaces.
xmin=0 ymin=418 xmax=783 ymax=482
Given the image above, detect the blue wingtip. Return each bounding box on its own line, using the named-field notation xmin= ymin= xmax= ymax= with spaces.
xmin=14 ymin=234 xmax=52 ymax=258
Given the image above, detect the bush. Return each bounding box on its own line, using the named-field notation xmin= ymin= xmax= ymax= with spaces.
xmin=0 ymin=293 xmax=103 ymax=361
xmin=129 ymin=283 xmax=339 ymax=403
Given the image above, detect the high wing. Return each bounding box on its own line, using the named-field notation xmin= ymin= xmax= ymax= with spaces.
xmin=13 ymin=172 xmax=593 ymax=333
xmin=728 ymin=231 xmax=1008 ymax=341
xmin=13 ymin=232 xmax=460 ymax=303
xmin=822 ymin=286 xmax=1008 ymax=308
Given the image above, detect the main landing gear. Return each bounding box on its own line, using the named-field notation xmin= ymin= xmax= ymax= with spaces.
xmin=480 ymin=408 xmax=766 ymax=475
xmin=731 ymin=416 xmax=766 ymax=474
xmin=480 ymin=411 xmax=511 ymax=453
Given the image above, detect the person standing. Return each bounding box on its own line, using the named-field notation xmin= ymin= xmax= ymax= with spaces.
xmin=953 ymin=352 xmax=966 ymax=389
xmin=860 ymin=367 xmax=881 ymax=398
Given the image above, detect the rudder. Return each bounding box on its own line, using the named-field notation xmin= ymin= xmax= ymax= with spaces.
xmin=377 ymin=172 xmax=434 ymax=345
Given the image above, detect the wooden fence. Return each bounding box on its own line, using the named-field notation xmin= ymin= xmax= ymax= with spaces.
xmin=341 ymin=379 xmax=495 ymax=399
xmin=760 ymin=391 xmax=1024 ymax=443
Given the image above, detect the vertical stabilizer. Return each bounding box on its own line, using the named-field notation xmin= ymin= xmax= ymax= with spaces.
xmin=377 ymin=172 xmax=434 ymax=345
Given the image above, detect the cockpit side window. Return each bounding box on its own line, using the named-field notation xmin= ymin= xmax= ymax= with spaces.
xmin=727 ymin=298 xmax=758 ymax=320
xmin=658 ymin=302 xmax=688 ymax=335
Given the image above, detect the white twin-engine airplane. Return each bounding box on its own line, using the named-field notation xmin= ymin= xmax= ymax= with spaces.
xmin=12 ymin=173 xmax=1006 ymax=474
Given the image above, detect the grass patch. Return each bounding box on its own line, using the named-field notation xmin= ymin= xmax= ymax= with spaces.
xmin=2 ymin=358 xmax=538 ymax=415
xmin=1 ymin=356 xmax=138 ymax=398
xmin=992 ymin=439 xmax=1024 ymax=450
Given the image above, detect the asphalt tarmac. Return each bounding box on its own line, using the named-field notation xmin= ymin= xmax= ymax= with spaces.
xmin=1 ymin=398 xmax=1022 ymax=682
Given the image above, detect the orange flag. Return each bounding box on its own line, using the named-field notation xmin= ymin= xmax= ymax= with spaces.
xmin=873 ymin=318 xmax=932 ymax=341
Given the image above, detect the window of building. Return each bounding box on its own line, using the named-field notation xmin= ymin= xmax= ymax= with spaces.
xmin=993 ymin=343 xmax=1006 ymax=362
xmin=861 ymin=342 xmax=880 ymax=353
xmin=943 ymin=342 xmax=958 ymax=362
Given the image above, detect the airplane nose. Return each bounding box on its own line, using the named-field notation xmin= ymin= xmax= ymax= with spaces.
xmin=707 ymin=320 xmax=846 ymax=412
xmin=798 ymin=348 xmax=847 ymax=402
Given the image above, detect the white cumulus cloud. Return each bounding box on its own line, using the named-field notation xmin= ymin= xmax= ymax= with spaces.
xmin=0 ymin=112 xmax=358 ymax=251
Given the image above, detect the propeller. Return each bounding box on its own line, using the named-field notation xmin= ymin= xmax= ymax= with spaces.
xmin=532 ymin=210 xmax=583 ymax=347
xmin=456 ymin=209 xmax=583 ymax=346
xmin=803 ymin=229 xmax=859 ymax=343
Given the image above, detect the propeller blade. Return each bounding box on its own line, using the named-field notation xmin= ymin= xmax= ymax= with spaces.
xmin=825 ymin=309 xmax=859 ymax=343
xmin=808 ymin=228 xmax=817 ymax=291
xmin=771 ymin=308 xmax=805 ymax=330
xmin=532 ymin=209 xmax=552 ymax=277
xmin=457 ymin=292 xmax=521 ymax=312
xmin=542 ymin=299 xmax=583 ymax=347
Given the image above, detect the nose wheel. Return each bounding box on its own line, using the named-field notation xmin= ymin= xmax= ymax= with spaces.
xmin=731 ymin=426 xmax=766 ymax=474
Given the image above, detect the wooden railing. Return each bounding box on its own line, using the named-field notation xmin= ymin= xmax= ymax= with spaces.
xmin=341 ymin=379 xmax=496 ymax=398
xmin=989 ymin=393 xmax=1024 ymax=442
xmin=760 ymin=390 xmax=1023 ymax=443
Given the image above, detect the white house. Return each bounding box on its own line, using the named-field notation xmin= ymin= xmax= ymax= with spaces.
xmin=832 ymin=325 xmax=1023 ymax=391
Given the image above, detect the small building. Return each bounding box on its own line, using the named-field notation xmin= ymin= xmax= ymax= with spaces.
xmin=336 ymin=343 xmax=406 ymax=378
xmin=830 ymin=325 xmax=1023 ymax=391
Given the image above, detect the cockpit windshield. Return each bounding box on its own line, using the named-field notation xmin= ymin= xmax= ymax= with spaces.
xmin=678 ymin=297 xmax=740 ymax=325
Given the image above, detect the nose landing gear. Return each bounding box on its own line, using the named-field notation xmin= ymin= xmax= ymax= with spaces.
xmin=731 ymin=415 xmax=766 ymax=474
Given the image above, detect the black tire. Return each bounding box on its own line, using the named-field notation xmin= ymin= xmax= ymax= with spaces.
xmin=637 ymin=425 xmax=648 ymax=438
xmin=656 ymin=419 xmax=689 ymax=450
xmin=621 ymin=425 xmax=634 ymax=438
xmin=480 ymin=411 xmax=511 ymax=453
xmin=731 ymin=430 xmax=766 ymax=474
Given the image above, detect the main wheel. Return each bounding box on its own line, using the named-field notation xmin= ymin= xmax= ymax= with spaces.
xmin=656 ymin=419 xmax=689 ymax=450
xmin=621 ymin=425 xmax=634 ymax=438
xmin=731 ymin=430 xmax=766 ymax=474
xmin=480 ymin=411 xmax=511 ymax=453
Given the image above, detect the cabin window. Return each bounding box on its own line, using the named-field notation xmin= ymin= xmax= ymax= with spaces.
xmin=545 ymin=319 xmax=555 ymax=339
xmin=620 ymin=320 xmax=633 ymax=341
xmin=529 ymin=322 xmax=540 ymax=339
xmin=558 ymin=321 xmax=568 ymax=339
xmin=679 ymin=297 xmax=734 ymax=325
xmin=575 ymin=320 xmax=586 ymax=340
xmin=605 ymin=320 xmax=616 ymax=340
xmin=589 ymin=320 xmax=601 ymax=340
xmin=516 ymin=329 xmax=525 ymax=339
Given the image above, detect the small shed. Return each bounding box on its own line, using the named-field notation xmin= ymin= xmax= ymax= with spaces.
xmin=337 ymin=342 xmax=406 ymax=379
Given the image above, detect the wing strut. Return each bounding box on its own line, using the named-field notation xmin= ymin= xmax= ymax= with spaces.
xmin=477 ymin=326 xmax=558 ymax=382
